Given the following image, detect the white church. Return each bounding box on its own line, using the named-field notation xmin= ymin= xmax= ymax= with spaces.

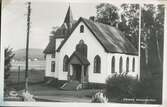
xmin=44 ymin=6 xmax=140 ymax=89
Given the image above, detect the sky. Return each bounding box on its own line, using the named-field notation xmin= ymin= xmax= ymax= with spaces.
xmin=2 ymin=0 xmax=99 ymax=51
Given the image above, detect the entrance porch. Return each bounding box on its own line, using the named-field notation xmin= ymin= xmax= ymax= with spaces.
xmin=68 ymin=51 xmax=90 ymax=84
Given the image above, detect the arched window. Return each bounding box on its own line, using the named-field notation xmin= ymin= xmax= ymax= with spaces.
xmin=51 ymin=61 xmax=55 ymax=72
xmin=63 ymin=55 xmax=69 ymax=72
xmin=126 ymin=57 xmax=129 ymax=73
xmin=111 ymin=56 xmax=115 ymax=73
xmin=119 ymin=57 xmax=123 ymax=74
xmin=94 ymin=55 xmax=101 ymax=73
xmin=80 ymin=25 xmax=84 ymax=33
xmin=132 ymin=58 xmax=135 ymax=72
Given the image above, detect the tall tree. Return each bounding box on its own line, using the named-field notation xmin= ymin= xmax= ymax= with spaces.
xmin=95 ymin=3 xmax=139 ymax=49
xmin=119 ymin=4 xmax=139 ymax=49
xmin=141 ymin=4 xmax=164 ymax=67
xmin=96 ymin=3 xmax=119 ymax=26
xmin=141 ymin=4 xmax=164 ymax=81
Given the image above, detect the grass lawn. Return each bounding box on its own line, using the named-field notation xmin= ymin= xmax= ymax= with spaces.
xmin=7 ymin=70 xmax=45 ymax=84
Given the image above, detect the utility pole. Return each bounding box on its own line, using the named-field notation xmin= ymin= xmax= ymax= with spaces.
xmin=25 ymin=2 xmax=31 ymax=92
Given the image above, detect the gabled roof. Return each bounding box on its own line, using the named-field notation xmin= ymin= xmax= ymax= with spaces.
xmin=43 ymin=37 xmax=55 ymax=54
xmin=57 ymin=17 xmax=138 ymax=55
xmin=69 ymin=51 xmax=90 ymax=65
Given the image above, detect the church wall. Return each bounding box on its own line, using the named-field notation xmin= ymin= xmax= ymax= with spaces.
xmin=106 ymin=53 xmax=140 ymax=79
xmin=57 ymin=21 xmax=109 ymax=83
xmin=55 ymin=21 xmax=140 ymax=83
xmin=45 ymin=54 xmax=56 ymax=77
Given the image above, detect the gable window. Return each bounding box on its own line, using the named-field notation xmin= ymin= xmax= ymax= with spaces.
xmin=94 ymin=55 xmax=101 ymax=73
xmin=111 ymin=56 xmax=115 ymax=73
xmin=126 ymin=57 xmax=129 ymax=73
xmin=63 ymin=55 xmax=69 ymax=72
xmin=119 ymin=57 xmax=123 ymax=74
xmin=51 ymin=61 xmax=55 ymax=72
xmin=132 ymin=58 xmax=135 ymax=72
xmin=80 ymin=25 xmax=84 ymax=33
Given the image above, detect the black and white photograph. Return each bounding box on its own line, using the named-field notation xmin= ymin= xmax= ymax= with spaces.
xmin=1 ymin=0 xmax=167 ymax=106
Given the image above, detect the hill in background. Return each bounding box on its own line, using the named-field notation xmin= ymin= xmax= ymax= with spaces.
xmin=13 ymin=48 xmax=45 ymax=61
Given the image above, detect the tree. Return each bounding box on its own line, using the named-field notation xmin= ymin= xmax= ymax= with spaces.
xmin=119 ymin=4 xmax=139 ymax=49
xmin=141 ymin=4 xmax=164 ymax=72
xmin=140 ymin=5 xmax=164 ymax=102
xmin=95 ymin=3 xmax=139 ymax=49
xmin=4 ymin=48 xmax=15 ymax=79
xmin=95 ymin=3 xmax=119 ymax=26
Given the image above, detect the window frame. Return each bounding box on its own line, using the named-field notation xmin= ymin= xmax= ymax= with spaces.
xmin=119 ymin=56 xmax=123 ymax=74
xmin=111 ymin=56 xmax=115 ymax=73
xmin=132 ymin=58 xmax=135 ymax=72
xmin=63 ymin=55 xmax=69 ymax=72
xmin=94 ymin=55 xmax=101 ymax=73
xmin=51 ymin=61 xmax=55 ymax=72
xmin=80 ymin=25 xmax=84 ymax=33
xmin=126 ymin=57 xmax=129 ymax=73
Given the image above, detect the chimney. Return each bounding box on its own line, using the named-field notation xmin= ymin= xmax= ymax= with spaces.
xmin=89 ymin=16 xmax=95 ymax=22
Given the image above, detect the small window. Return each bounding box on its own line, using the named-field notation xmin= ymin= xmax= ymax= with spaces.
xmin=63 ymin=55 xmax=69 ymax=72
xmin=94 ymin=55 xmax=101 ymax=73
xmin=119 ymin=57 xmax=123 ymax=74
xmin=126 ymin=57 xmax=129 ymax=73
xmin=80 ymin=25 xmax=84 ymax=33
xmin=132 ymin=58 xmax=135 ymax=72
xmin=111 ymin=56 xmax=115 ymax=73
xmin=51 ymin=61 xmax=55 ymax=72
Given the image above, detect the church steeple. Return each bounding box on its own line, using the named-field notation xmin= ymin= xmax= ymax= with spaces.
xmin=64 ymin=5 xmax=73 ymax=30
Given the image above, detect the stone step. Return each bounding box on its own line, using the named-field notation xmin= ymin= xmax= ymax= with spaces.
xmin=61 ymin=80 xmax=81 ymax=90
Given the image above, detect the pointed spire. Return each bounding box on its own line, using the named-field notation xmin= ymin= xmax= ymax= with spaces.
xmin=63 ymin=4 xmax=73 ymax=36
xmin=64 ymin=5 xmax=73 ymax=27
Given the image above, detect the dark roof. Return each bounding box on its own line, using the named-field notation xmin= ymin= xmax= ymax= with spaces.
xmin=57 ymin=17 xmax=138 ymax=55
xmin=52 ymin=20 xmax=77 ymax=38
xmin=43 ymin=37 xmax=55 ymax=54
xmin=69 ymin=51 xmax=90 ymax=65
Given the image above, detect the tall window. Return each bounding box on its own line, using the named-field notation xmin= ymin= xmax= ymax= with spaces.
xmin=132 ymin=58 xmax=135 ymax=72
xmin=51 ymin=61 xmax=55 ymax=72
xmin=111 ymin=56 xmax=115 ymax=73
xmin=126 ymin=57 xmax=129 ymax=73
xmin=94 ymin=55 xmax=101 ymax=73
xmin=80 ymin=25 xmax=84 ymax=33
xmin=119 ymin=57 xmax=123 ymax=74
xmin=63 ymin=55 xmax=69 ymax=72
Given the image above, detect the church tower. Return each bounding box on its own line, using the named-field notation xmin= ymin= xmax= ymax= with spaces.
xmin=63 ymin=5 xmax=74 ymax=36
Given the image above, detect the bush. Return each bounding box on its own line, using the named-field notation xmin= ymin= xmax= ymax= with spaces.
xmin=91 ymin=91 xmax=108 ymax=103
xmin=105 ymin=74 xmax=139 ymax=100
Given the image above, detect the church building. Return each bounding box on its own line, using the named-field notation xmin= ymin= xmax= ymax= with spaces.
xmin=43 ymin=6 xmax=140 ymax=89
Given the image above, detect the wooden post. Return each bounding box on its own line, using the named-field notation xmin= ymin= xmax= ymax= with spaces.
xmin=25 ymin=2 xmax=31 ymax=92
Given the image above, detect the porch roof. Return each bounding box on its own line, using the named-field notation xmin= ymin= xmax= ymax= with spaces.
xmin=69 ymin=51 xmax=90 ymax=65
